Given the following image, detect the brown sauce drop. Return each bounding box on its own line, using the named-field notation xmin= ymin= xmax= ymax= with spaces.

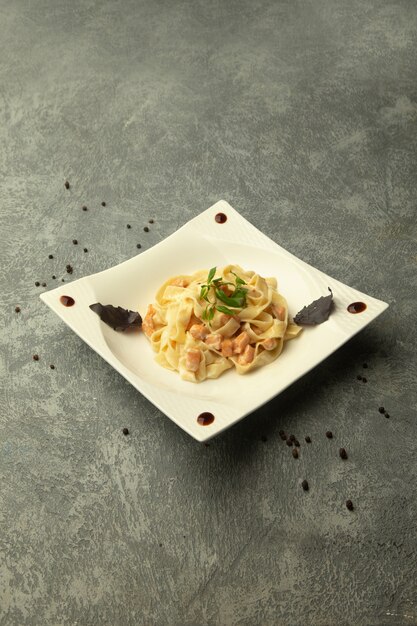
xmin=215 ymin=212 xmax=227 ymax=224
xmin=60 ymin=295 xmax=75 ymax=307
xmin=197 ymin=412 xmax=215 ymax=426
xmin=347 ymin=301 xmax=367 ymax=314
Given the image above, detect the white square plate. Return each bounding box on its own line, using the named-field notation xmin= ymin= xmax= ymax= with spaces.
xmin=40 ymin=200 xmax=388 ymax=441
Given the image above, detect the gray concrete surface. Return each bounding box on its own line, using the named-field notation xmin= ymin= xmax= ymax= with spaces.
xmin=1 ymin=0 xmax=417 ymax=624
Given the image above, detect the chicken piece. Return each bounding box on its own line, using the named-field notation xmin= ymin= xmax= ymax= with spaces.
xmin=189 ymin=324 xmax=209 ymax=341
xmin=233 ymin=331 xmax=250 ymax=354
xmin=272 ymin=305 xmax=286 ymax=321
xmin=238 ymin=344 xmax=255 ymax=365
xmin=218 ymin=284 xmax=231 ymax=296
xmin=142 ymin=304 xmax=156 ymax=337
xmin=185 ymin=349 xmax=201 ymax=372
xmin=221 ymin=338 xmax=234 ymax=357
xmin=186 ymin=314 xmax=202 ymax=330
xmin=170 ymin=277 xmax=189 ymax=288
xmin=205 ymin=333 xmax=222 ymax=350
xmin=262 ymin=338 xmax=277 ymax=351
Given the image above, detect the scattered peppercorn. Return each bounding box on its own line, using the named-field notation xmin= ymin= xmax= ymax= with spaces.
xmin=66 ymin=264 xmax=73 ymax=274
xmin=48 ymin=254 xmax=54 ymax=259
xmin=52 ymin=275 xmax=56 ymax=279
xmin=122 ymin=428 xmax=129 ymax=435
xmin=305 ymin=436 xmax=311 ymax=443
xmin=279 ymin=430 xmax=286 ymax=440
xmin=301 ymin=479 xmax=309 ymax=491
xmin=41 ymin=282 xmax=47 ymax=287
xmin=136 ymin=243 xmax=142 ymax=249
xmin=35 ymin=281 xmax=40 ymax=287
xmin=82 ymin=205 xmax=87 ymax=211
xmin=289 ymin=434 xmax=296 ymax=442
xmin=159 ymin=543 xmax=163 ymax=547
xmin=363 ymin=363 xmax=368 ymax=368
xmin=378 ymin=406 xmax=385 ymax=414
xmin=149 ymin=219 xmax=154 ymax=224
xmin=385 ymin=412 xmax=390 ymax=419
xmin=144 ymin=226 xmax=149 ymax=232
xmin=294 ymin=439 xmax=300 ymax=447
xmin=362 ymin=377 xmax=367 ymax=383
xmin=101 ymin=201 xmax=106 ymax=206
xmin=286 ymin=439 xmax=293 ymax=447
xmin=339 ymin=448 xmax=348 ymax=460
xmin=64 ymin=180 xmax=70 ymax=189
xmin=15 ymin=306 xmax=20 ymax=313
xmin=292 ymin=448 xmax=299 ymax=459
xmin=83 ymin=248 xmax=88 ymax=253
xmin=357 ymin=374 xmax=362 ymax=380
xmin=72 ymin=239 xmax=78 ymax=245
xmin=32 ymin=354 xmax=39 ymax=361
xmin=346 ymin=499 xmax=354 ymax=511
xmin=61 ymin=278 xmax=65 ymax=282
xmin=127 ymin=224 xmax=131 ymax=229
xmin=50 ymin=364 xmax=55 ymax=370
xmin=326 ymin=431 xmax=333 ymax=439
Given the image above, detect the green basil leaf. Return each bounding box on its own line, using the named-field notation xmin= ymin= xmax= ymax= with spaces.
xmin=215 ymin=288 xmax=246 ymax=308
xmin=207 ymin=267 xmax=217 ymax=284
xmin=231 ymin=271 xmax=246 ymax=286
xmin=216 ymin=305 xmax=236 ymax=316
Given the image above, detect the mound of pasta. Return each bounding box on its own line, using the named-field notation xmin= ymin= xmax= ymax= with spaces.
xmin=142 ymin=265 xmax=301 ymax=382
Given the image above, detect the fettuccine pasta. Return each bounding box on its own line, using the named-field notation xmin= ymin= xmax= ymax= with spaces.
xmin=142 ymin=265 xmax=301 ymax=382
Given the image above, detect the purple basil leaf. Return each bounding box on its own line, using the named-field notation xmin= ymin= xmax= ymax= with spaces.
xmin=89 ymin=303 xmax=142 ymax=331
xmin=293 ymin=288 xmax=333 ymax=325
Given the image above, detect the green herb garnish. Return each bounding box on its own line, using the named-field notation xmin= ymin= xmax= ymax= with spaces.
xmin=199 ymin=267 xmax=248 ymax=323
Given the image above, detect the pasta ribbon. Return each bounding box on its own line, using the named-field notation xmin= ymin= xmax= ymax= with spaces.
xmin=142 ymin=266 xmax=302 ymax=382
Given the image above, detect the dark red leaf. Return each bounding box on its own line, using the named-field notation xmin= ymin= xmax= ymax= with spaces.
xmin=89 ymin=303 xmax=142 ymax=331
xmin=294 ymin=288 xmax=333 ymax=325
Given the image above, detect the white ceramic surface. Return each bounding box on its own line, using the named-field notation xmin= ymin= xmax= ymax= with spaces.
xmin=40 ymin=200 xmax=388 ymax=442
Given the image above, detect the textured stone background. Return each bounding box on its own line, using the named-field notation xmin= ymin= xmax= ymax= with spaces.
xmin=1 ymin=1 xmax=417 ymax=625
